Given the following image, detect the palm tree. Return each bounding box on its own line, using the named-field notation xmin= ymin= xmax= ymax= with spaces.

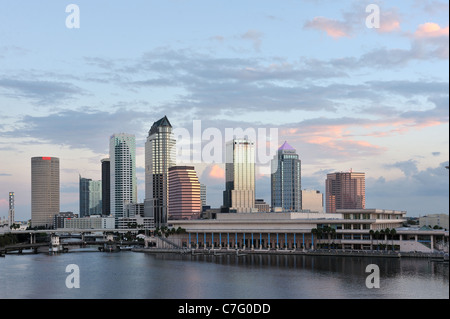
xmin=385 ymin=228 xmax=391 ymax=250
xmin=369 ymin=230 xmax=374 ymax=251
xmin=390 ymin=228 xmax=397 ymax=251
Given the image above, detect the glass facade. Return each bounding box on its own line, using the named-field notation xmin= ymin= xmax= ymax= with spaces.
xmin=271 ymin=141 xmax=301 ymax=212
xmin=145 ymin=116 xmax=176 ymax=226
xmin=79 ymin=176 xmax=102 ymax=217
xmin=325 ymin=172 xmax=365 ymax=213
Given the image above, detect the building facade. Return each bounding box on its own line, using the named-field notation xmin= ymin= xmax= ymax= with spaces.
xmin=301 ymin=190 xmax=324 ymax=213
xmin=31 ymin=156 xmax=60 ymax=228
xmin=79 ymin=176 xmax=102 ymax=217
xmin=145 ymin=116 xmax=176 ymax=226
xmin=223 ymin=138 xmax=256 ymax=213
xmin=271 ymin=141 xmax=302 ymax=212
xmin=168 ymin=166 xmax=202 ymax=220
xmin=326 ymin=171 xmax=365 ymax=213
xmin=419 ymin=214 xmax=449 ymax=230
xmin=101 ymin=158 xmax=111 ymax=215
xmin=110 ymin=134 xmax=137 ymax=223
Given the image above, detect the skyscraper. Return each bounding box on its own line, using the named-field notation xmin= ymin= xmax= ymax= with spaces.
xmin=144 ymin=116 xmax=176 ymax=226
xmin=101 ymin=158 xmax=110 ymax=215
xmin=31 ymin=156 xmax=60 ymax=228
xmin=271 ymin=141 xmax=302 ymax=212
xmin=325 ymin=171 xmax=365 ymax=213
xmin=79 ymin=176 xmax=102 ymax=217
xmin=223 ymin=138 xmax=256 ymax=213
xmin=168 ymin=166 xmax=201 ymax=220
xmin=110 ymin=134 xmax=137 ymax=223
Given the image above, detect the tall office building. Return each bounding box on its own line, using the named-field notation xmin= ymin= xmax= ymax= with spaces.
xmin=101 ymin=158 xmax=110 ymax=215
xmin=168 ymin=166 xmax=202 ymax=220
xmin=8 ymin=192 xmax=14 ymax=228
xmin=144 ymin=116 xmax=176 ymax=226
xmin=326 ymin=171 xmax=365 ymax=213
xmin=223 ymin=138 xmax=256 ymax=213
xmin=110 ymin=134 xmax=137 ymax=222
xmin=271 ymin=141 xmax=302 ymax=212
xmin=79 ymin=176 xmax=102 ymax=217
xmin=31 ymin=157 xmax=60 ymax=228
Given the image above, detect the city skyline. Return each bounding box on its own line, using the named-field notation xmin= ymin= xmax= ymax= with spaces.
xmin=0 ymin=1 xmax=448 ymax=219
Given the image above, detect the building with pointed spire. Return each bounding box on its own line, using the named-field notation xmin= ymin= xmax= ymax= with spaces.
xmin=271 ymin=141 xmax=302 ymax=212
xmin=144 ymin=116 xmax=176 ymax=226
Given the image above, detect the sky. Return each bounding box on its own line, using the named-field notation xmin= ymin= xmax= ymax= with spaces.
xmin=0 ymin=0 xmax=448 ymax=221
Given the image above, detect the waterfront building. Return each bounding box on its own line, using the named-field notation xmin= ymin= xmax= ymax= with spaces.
xmin=101 ymin=158 xmax=111 ymax=215
xmin=168 ymin=208 xmax=448 ymax=253
xmin=110 ymin=133 xmax=137 ymax=224
xmin=419 ymin=214 xmax=449 ymax=230
xmin=64 ymin=215 xmax=115 ymax=230
xmin=255 ymin=199 xmax=270 ymax=212
xmin=79 ymin=176 xmax=102 ymax=217
xmin=8 ymin=192 xmax=14 ymax=228
xmin=301 ymin=190 xmax=324 ymax=213
xmin=31 ymin=156 xmax=60 ymax=228
xmin=223 ymin=138 xmax=256 ymax=213
xmin=326 ymin=171 xmax=365 ymax=213
xmin=271 ymin=141 xmax=302 ymax=212
xmin=168 ymin=166 xmax=202 ymax=220
xmin=116 ymin=215 xmax=155 ymax=230
xmin=53 ymin=212 xmax=78 ymax=229
xmin=144 ymin=116 xmax=176 ymax=227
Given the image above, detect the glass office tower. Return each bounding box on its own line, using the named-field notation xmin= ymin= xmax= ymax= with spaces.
xmin=326 ymin=171 xmax=365 ymax=213
xmin=144 ymin=116 xmax=176 ymax=226
xmin=271 ymin=141 xmax=302 ymax=212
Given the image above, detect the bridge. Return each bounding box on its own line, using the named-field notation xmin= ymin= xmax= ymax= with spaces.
xmin=1 ymin=228 xmax=145 ymax=255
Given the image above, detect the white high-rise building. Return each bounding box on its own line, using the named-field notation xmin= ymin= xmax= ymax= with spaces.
xmin=144 ymin=116 xmax=176 ymax=227
xmin=223 ymin=138 xmax=256 ymax=213
xmin=110 ymin=133 xmax=137 ymax=223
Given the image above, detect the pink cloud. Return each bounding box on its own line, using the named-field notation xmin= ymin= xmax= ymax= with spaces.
xmin=414 ymin=23 xmax=449 ymax=38
xmin=378 ymin=11 xmax=401 ymax=33
xmin=304 ymin=17 xmax=351 ymax=39
xmin=208 ymin=164 xmax=225 ymax=179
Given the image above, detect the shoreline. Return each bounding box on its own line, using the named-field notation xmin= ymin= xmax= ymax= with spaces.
xmin=132 ymin=247 xmax=450 ymax=260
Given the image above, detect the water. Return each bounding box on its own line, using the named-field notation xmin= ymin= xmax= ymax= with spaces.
xmin=0 ymin=250 xmax=448 ymax=299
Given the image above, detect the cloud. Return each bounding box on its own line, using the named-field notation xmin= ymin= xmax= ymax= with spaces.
xmin=0 ymin=78 xmax=85 ymax=105
xmin=432 ymin=152 xmax=441 ymax=156
xmin=241 ymin=30 xmax=264 ymax=51
xmin=2 ymin=108 xmax=154 ymax=153
xmin=367 ymin=161 xmax=449 ymax=215
xmin=304 ymin=16 xmax=351 ymax=38
xmin=414 ymin=22 xmax=449 ymax=38
xmin=384 ymin=159 xmax=419 ymax=177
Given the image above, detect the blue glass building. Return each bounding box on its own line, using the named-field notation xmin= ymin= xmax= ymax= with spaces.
xmin=271 ymin=141 xmax=302 ymax=212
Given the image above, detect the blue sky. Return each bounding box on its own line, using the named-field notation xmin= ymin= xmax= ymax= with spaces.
xmin=0 ymin=0 xmax=448 ymax=220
